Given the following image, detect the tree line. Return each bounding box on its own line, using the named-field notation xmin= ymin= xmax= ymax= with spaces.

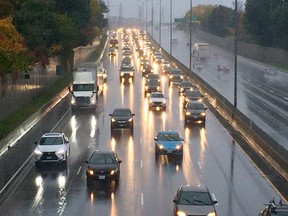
xmin=0 ymin=0 xmax=108 ymax=80
xmin=183 ymin=0 xmax=288 ymax=50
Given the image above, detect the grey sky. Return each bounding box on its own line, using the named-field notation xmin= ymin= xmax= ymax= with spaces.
xmin=106 ymin=0 xmax=241 ymax=21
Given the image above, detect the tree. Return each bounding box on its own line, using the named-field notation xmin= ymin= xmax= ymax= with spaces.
xmin=0 ymin=17 xmax=34 ymax=96
xmin=0 ymin=0 xmax=14 ymax=18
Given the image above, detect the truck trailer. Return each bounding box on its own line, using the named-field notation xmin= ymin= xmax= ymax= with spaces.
xmin=193 ymin=43 xmax=210 ymax=61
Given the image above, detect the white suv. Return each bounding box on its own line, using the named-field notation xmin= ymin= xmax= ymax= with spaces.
xmin=149 ymin=92 xmax=166 ymax=111
xmin=34 ymin=133 xmax=70 ymax=167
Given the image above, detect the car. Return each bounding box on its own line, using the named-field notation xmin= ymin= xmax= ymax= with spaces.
xmin=168 ymin=69 xmax=184 ymax=86
xmin=154 ymin=131 xmax=184 ymax=156
xmin=178 ymin=81 xmax=194 ymax=95
xmin=258 ymin=199 xmax=288 ymax=216
xmin=119 ymin=65 xmax=135 ymax=82
xmin=193 ymin=61 xmax=203 ymax=70
xmin=34 ymin=133 xmax=70 ymax=167
xmin=264 ymin=68 xmax=277 ymax=77
xmin=217 ymin=64 xmax=230 ymax=72
xmin=85 ymin=150 xmax=122 ymax=185
xmin=183 ymin=90 xmax=204 ymax=106
xmin=184 ymin=101 xmax=207 ymax=126
xmin=109 ymin=108 xmax=135 ymax=131
xmin=149 ymin=92 xmax=166 ymax=111
xmin=144 ymin=79 xmax=161 ymax=97
xmin=173 ymin=185 xmax=218 ymax=216
xmin=108 ymin=47 xmax=117 ymax=56
xmin=161 ymin=60 xmax=170 ymax=69
xmin=146 ymin=73 xmax=160 ymax=83
xmin=142 ymin=65 xmax=153 ymax=77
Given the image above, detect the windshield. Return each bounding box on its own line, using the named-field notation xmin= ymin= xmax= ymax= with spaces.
xmin=90 ymin=154 xmax=116 ymax=164
xmin=187 ymin=103 xmax=204 ymax=110
xmin=39 ymin=137 xmax=63 ymax=145
xmin=113 ymin=109 xmax=132 ymax=116
xmin=157 ymin=133 xmax=181 ymax=141
xmin=151 ymin=93 xmax=164 ymax=98
xmin=73 ymin=84 xmax=95 ymax=91
xmin=181 ymin=82 xmax=193 ymax=87
xmin=179 ymin=191 xmax=212 ymax=205
xmin=186 ymin=91 xmax=201 ymax=97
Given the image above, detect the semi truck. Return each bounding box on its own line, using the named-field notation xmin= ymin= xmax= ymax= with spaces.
xmin=69 ymin=62 xmax=105 ymax=112
xmin=193 ymin=43 xmax=210 ymax=61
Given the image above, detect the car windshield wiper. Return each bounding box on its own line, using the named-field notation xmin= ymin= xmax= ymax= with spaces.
xmin=192 ymin=199 xmax=210 ymax=205
xmin=164 ymin=134 xmax=179 ymax=141
xmin=182 ymin=198 xmax=193 ymax=204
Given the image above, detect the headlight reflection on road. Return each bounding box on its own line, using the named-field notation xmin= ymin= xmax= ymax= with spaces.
xmin=111 ymin=137 xmax=116 ymax=152
xmin=90 ymin=115 xmax=97 ymax=138
xmin=110 ymin=192 xmax=116 ymax=216
xmin=70 ymin=115 xmax=77 ymax=143
xmin=35 ymin=176 xmax=43 ymax=188
xmin=58 ymin=175 xmax=66 ymax=188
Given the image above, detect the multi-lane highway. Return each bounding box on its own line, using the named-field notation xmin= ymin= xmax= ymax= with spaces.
xmin=0 ymin=29 xmax=287 ymax=216
xmin=152 ymin=26 xmax=288 ymax=149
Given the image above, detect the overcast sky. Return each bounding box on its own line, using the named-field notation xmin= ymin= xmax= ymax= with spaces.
xmin=106 ymin=0 xmax=242 ymax=21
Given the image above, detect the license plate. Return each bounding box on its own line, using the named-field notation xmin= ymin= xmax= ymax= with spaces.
xmin=46 ymin=156 xmax=52 ymax=159
xmin=167 ymin=150 xmax=172 ymax=154
xmin=99 ymin=175 xmax=105 ymax=180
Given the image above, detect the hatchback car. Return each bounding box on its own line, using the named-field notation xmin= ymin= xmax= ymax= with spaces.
xmin=184 ymin=101 xmax=207 ymax=126
xmin=34 ymin=133 xmax=70 ymax=167
xmin=173 ymin=185 xmax=218 ymax=216
xmin=109 ymin=108 xmax=135 ymax=131
xmin=85 ymin=150 xmax=122 ymax=185
xmin=144 ymin=79 xmax=161 ymax=97
xmin=154 ymin=131 xmax=184 ymax=156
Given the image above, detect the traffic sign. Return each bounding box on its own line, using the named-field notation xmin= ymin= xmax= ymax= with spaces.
xmin=174 ymin=18 xmax=186 ymax=23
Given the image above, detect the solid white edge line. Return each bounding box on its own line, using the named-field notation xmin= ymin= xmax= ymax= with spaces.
xmin=77 ymin=166 xmax=82 ymax=175
xmin=141 ymin=193 xmax=144 ymax=205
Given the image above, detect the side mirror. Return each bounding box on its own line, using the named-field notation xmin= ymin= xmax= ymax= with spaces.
xmin=204 ymin=107 xmax=207 ymax=110
xmin=173 ymin=199 xmax=178 ymax=204
xmin=154 ymin=137 xmax=157 ymax=141
xmin=68 ymin=86 xmax=71 ymax=92
xmin=97 ymin=86 xmax=99 ymax=91
xmin=109 ymin=114 xmax=112 ymax=116
xmin=118 ymin=160 xmax=122 ymax=163
xmin=132 ymin=113 xmax=135 ymax=116
xmin=34 ymin=141 xmax=38 ymax=145
xmin=84 ymin=161 xmax=88 ymax=164
xmin=181 ymin=138 xmax=184 ymax=141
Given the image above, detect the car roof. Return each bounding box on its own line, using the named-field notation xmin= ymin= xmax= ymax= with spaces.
xmin=187 ymin=101 xmax=204 ymax=105
xmin=158 ymin=130 xmax=179 ymax=135
xmin=113 ymin=108 xmax=131 ymax=111
xmin=42 ymin=133 xmax=63 ymax=137
xmin=180 ymin=185 xmax=209 ymax=193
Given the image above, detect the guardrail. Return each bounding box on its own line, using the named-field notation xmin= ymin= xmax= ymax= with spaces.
xmin=147 ymin=33 xmax=288 ymax=179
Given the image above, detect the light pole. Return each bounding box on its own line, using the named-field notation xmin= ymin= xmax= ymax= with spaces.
xmin=189 ymin=0 xmax=192 ymax=71
xmin=151 ymin=0 xmax=154 ymax=37
xmin=233 ymin=0 xmax=238 ymax=115
xmin=170 ymin=0 xmax=173 ymax=55
xmin=159 ymin=0 xmax=162 ymax=45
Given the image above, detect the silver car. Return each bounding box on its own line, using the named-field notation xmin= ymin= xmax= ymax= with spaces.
xmin=173 ymin=185 xmax=218 ymax=216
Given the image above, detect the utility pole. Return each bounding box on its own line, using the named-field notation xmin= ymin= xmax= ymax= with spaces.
xmin=159 ymin=0 xmax=162 ymax=45
xmin=233 ymin=0 xmax=238 ymax=116
xmin=151 ymin=0 xmax=154 ymax=37
xmin=189 ymin=0 xmax=192 ymax=71
xmin=170 ymin=0 xmax=173 ymax=55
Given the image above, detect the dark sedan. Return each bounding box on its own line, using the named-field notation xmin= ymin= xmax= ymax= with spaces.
xmin=154 ymin=131 xmax=184 ymax=156
xmin=85 ymin=150 xmax=122 ymax=185
xmin=110 ymin=108 xmax=135 ymax=131
xmin=184 ymin=101 xmax=207 ymax=126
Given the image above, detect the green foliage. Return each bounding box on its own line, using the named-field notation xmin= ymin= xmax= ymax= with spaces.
xmin=0 ymin=0 xmax=14 ymax=18
xmin=244 ymin=0 xmax=288 ymax=49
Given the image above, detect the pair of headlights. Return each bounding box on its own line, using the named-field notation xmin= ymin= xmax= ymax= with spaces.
xmin=186 ymin=112 xmax=206 ymax=116
xmin=34 ymin=148 xmax=66 ymax=155
xmin=111 ymin=118 xmax=133 ymax=122
xmin=88 ymin=168 xmax=118 ymax=176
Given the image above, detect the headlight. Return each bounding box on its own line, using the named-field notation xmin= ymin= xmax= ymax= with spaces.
xmin=207 ymin=212 xmax=217 ymax=216
xmin=88 ymin=170 xmax=94 ymax=175
xmin=111 ymin=118 xmax=116 ymax=122
xmin=110 ymin=168 xmax=118 ymax=175
xmin=180 ymin=75 xmax=184 ymax=79
xmin=180 ymin=88 xmax=184 ymax=91
xmin=71 ymin=97 xmax=76 ymax=105
xmin=163 ymin=99 xmax=166 ymax=104
xmin=34 ymin=149 xmax=42 ymax=155
xmin=145 ymin=86 xmax=148 ymax=90
xmin=170 ymin=75 xmax=173 ymax=78
xmin=150 ymin=100 xmax=153 ymax=104
xmin=90 ymin=97 xmax=96 ymax=104
xmin=185 ymin=98 xmax=189 ymax=101
xmin=186 ymin=112 xmax=191 ymax=116
xmin=157 ymin=86 xmax=160 ymax=91
xmin=121 ymin=72 xmax=124 ymax=76
xmin=128 ymin=118 xmax=133 ymax=122
xmin=130 ymin=72 xmax=134 ymax=76
xmin=200 ymin=112 xmax=206 ymax=116
xmin=176 ymin=211 xmax=187 ymax=216
xmin=56 ymin=149 xmax=65 ymax=154
xmin=158 ymin=144 xmax=164 ymax=149
xmin=176 ymin=145 xmax=182 ymax=150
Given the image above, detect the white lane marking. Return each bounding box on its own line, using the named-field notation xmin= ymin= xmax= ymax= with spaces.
xmin=284 ymin=97 xmax=288 ymax=101
xmin=77 ymin=166 xmax=82 ymax=175
xmin=197 ymin=161 xmax=202 ymax=170
xmin=140 ymin=138 xmax=142 ymax=143
xmin=269 ymin=89 xmax=274 ymax=93
xmin=51 ymin=108 xmax=70 ymax=131
xmin=141 ymin=160 xmax=143 ymax=168
xmin=141 ymin=193 xmax=144 ymax=205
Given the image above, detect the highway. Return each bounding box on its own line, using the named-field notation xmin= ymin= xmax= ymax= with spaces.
xmin=152 ymin=26 xmax=288 ymax=149
xmin=0 ymin=29 xmax=287 ymax=216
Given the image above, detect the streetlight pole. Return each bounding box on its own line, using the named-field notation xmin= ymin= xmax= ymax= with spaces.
xmin=233 ymin=0 xmax=238 ymax=116
xmin=146 ymin=0 xmax=148 ymax=32
xmin=151 ymin=0 xmax=154 ymax=37
xmin=159 ymin=0 xmax=162 ymax=45
xmin=189 ymin=0 xmax=192 ymax=71
xmin=170 ymin=0 xmax=173 ymax=55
